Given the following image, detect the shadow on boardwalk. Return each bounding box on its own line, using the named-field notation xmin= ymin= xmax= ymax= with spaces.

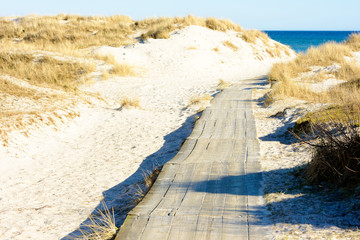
xmin=185 ymin=167 xmax=360 ymax=229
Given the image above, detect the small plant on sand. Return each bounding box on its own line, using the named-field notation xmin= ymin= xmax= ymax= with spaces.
xmin=133 ymin=167 xmax=161 ymax=204
xmin=110 ymin=63 xmax=135 ymax=77
xmin=222 ymin=41 xmax=238 ymax=51
xmin=303 ymin=109 xmax=360 ymax=187
xmin=189 ymin=94 xmax=213 ymax=106
xmin=212 ymin=47 xmax=219 ymax=52
xmin=75 ymin=201 xmax=117 ymax=240
xmin=94 ymin=54 xmax=135 ymax=77
xmin=186 ymin=94 xmax=213 ymax=112
xmin=119 ymin=96 xmax=141 ymax=109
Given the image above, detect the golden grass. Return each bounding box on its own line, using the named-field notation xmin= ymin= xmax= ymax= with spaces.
xmin=305 ymin=42 xmax=352 ymax=66
xmin=111 ymin=63 xmax=135 ymax=77
xmin=267 ymin=36 xmax=360 ymax=114
xmin=0 ymin=49 xmax=94 ymax=145
xmin=222 ymin=41 xmax=238 ymax=51
xmin=328 ymin=79 xmax=360 ymax=107
xmin=345 ymin=33 xmax=360 ymax=51
xmin=0 ymin=77 xmax=45 ymax=99
xmin=270 ymin=42 xmax=352 ymax=82
xmin=120 ymin=96 xmax=141 ymax=109
xmin=212 ymin=47 xmax=219 ymax=52
xmin=187 ymin=46 xmax=197 ymax=50
xmin=241 ymin=30 xmax=270 ymax=44
xmin=335 ymin=60 xmax=360 ymax=81
xmin=0 ymin=51 xmax=95 ymax=91
xmin=75 ymin=201 xmax=117 ymax=240
xmin=94 ymin=54 xmax=135 ymax=77
xmin=204 ymin=17 xmax=243 ymax=32
xmin=186 ymin=94 xmax=213 ymax=112
xmin=139 ymin=15 xmax=243 ymax=40
xmin=0 ymin=15 xmax=135 ymax=50
xmin=270 ymin=42 xmax=353 ymax=83
xmin=189 ymin=94 xmax=213 ymax=105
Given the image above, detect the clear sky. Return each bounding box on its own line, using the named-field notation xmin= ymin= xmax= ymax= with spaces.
xmin=1 ymin=0 xmax=359 ymax=30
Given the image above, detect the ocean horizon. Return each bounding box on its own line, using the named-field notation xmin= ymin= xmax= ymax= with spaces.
xmin=264 ymin=30 xmax=360 ymax=53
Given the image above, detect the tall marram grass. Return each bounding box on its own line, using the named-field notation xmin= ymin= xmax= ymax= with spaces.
xmin=0 ymin=51 xmax=95 ymax=91
xmin=138 ymin=15 xmax=244 ymax=40
xmin=346 ymin=33 xmax=360 ymax=51
xmin=268 ymin=36 xmax=360 ymax=105
xmin=241 ymin=30 xmax=269 ymax=44
xmin=0 ymin=15 xmax=134 ymax=50
xmin=0 ymin=14 xmax=271 ymax=51
xmin=74 ymin=201 xmax=117 ymax=240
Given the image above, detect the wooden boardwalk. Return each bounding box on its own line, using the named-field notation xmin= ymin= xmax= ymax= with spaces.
xmin=116 ymin=79 xmax=270 ymax=240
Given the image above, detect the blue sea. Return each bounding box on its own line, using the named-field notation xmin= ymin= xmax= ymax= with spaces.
xmin=264 ymin=31 xmax=359 ymax=53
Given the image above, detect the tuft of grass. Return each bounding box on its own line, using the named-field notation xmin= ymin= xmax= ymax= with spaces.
xmin=119 ymin=96 xmax=141 ymax=109
xmin=94 ymin=54 xmax=135 ymax=77
xmin=186 ymin=94 xmax=213 ymax=112
xmin=345 ymin=33 xmax=360 ymax=51
xmin=75 ymin=201 xmax=117 ymax=240
xmin=187 ymin=46 xmax=197 ymax=50
xmin=335 ymin=61 xmax=360 ymax=81
xmin=212 ymin=47 xmax=219 ymax=52
xmin=222 ymin=41 xmax=238 ymax=51
xmin=133 ymin=167 xmax=161 ymax=204
xmin=204 ymin=17 xmax=243 ymax=32
xmin=111 ymin=63 xmax=135 ymax=77
xmin=189 ymin=94 xmax=213 ymax=106
xmin=328 ymin=78 xmax=360 ymax=108
xmin=241 ymin=30 xmax=270 ymax=44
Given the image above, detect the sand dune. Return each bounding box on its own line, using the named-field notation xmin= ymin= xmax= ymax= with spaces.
xmin=0 ymin=26 xmax=294 ymax=239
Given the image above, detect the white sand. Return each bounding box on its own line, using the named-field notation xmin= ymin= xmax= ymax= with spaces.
xmin=0 ymin=26 xmax=295 ymax=239
xmin=253 ymin=54 xmax=360 ymax=239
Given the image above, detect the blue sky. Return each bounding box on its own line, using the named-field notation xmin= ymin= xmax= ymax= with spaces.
xmin=1 ymin=0 xmax=359 ymax=30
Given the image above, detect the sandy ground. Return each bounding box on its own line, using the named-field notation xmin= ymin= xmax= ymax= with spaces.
xmin=253 ymin=80 xmax=360 ymax=239
xmin=0 ymin=26 xmax=294 ymax=239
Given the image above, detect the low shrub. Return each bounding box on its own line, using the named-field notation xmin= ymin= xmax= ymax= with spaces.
xmin=304 ymin=109 xmax=360 ymax=186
